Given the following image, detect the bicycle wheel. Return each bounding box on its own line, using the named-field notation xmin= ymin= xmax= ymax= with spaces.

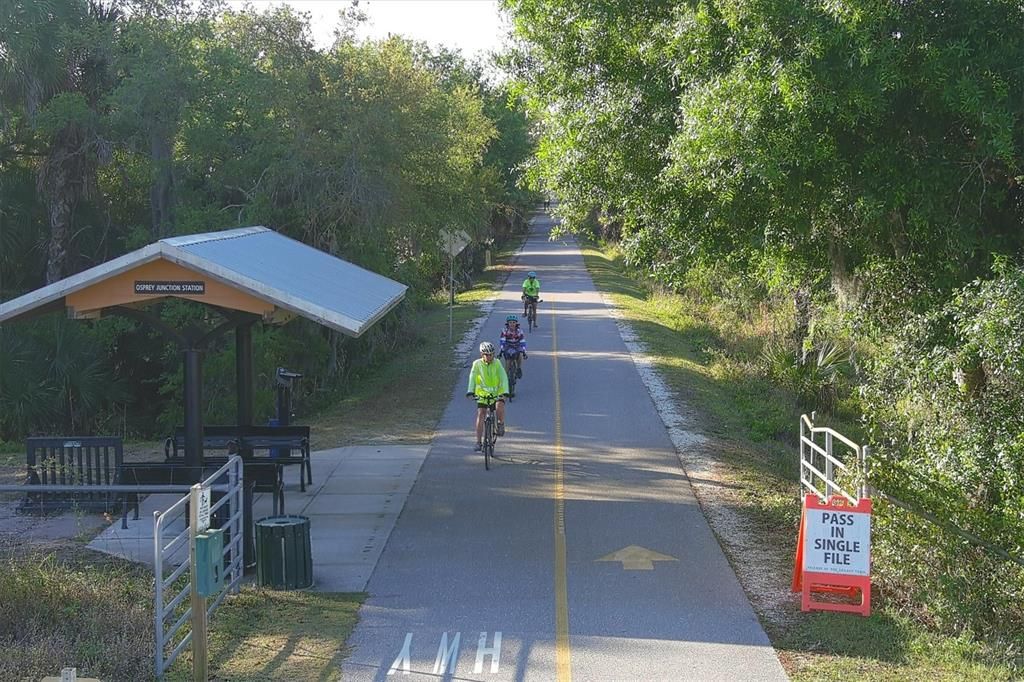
xmin=483 ymin=416 xmax=493 ymax=470
xmin=527 ymin=305 xmax=535 ymax=332
xmin=507 ymin=360 xmax=517 ymax=399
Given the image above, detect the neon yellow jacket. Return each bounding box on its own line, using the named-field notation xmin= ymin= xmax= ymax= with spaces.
xmin=467 ymin=358 xmax=509 ymax=398
xmin=522 ymin=277 xmax=541 ymax=297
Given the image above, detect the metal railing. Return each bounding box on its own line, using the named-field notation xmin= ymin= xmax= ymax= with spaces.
xmin=154 ymin=456 xmax=244 ymax=677
xmin=798 ymin=413 xmax=1024 ymax=567
xmin=799 ymin=412 xmax=867 ymax=503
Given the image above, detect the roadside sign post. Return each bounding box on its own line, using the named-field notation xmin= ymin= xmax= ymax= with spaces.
xmin=793 ymin=494 xmax=872 ymax=616
xmin=190 ymin=483 xmax=210 ymax=680
xmin=448 ymin=252 xmax=453 ymax=341
xmin=440 ymin=230 xmax=471 ymax=342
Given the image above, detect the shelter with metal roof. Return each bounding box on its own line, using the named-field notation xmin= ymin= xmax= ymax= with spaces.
xmin=0 ymin=226 xmax=407 ymax=468
xmin=0 ymin=226 xmax=406 ymax=336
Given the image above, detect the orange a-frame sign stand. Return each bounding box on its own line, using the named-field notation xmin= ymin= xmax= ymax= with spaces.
xmin=792 ymin=494 xmax=872 ymax=616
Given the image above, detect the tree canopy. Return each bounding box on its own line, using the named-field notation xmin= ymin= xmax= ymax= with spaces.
xmin=0 ymin=0 xmax=537 ymax=438
xmin=506 ymin=0 xmax=1024 ymax=296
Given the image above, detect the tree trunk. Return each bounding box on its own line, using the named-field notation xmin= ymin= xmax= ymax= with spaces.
xmin=150 ymin=131 xmax=175 ymax=238
xmin=39 ymin=127 xmax=88 ymax=285
xmin=828 ymin=237 xmax=861 ymax=309
xmin=888 ymin=208 xmax=909 ymax=259
xmin=326 ymin=329 xmax=345 ymax=378
xmin=42 ymin=159 xmax=75 ymax=285
xmin=792 ymin=285 xmax=811 ymax=363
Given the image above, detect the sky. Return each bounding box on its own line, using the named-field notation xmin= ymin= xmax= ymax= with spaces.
xmin=226 ymin=1 xmax=510 ymax=58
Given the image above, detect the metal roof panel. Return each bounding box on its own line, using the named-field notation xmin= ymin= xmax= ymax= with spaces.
xmin=0 ymin=227 xmax=407 ymax=337
xmin=162 ymin=227 xmax=407 ymax=336
xmin=0 ymin=244 xmax=164 ymax=324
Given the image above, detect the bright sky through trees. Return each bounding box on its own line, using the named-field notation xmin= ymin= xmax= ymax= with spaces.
xmin=227 ymin=1 xmax=508 ymax=55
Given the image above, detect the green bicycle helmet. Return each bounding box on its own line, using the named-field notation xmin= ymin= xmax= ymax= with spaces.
xmin=506 ymin=314 xmax=518 ymax=322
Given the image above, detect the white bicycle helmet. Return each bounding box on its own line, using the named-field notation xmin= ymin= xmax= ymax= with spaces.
xmin=479 ymin=341 xmax=496 ymax=354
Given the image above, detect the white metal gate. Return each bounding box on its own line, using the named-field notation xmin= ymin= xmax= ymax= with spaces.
xmin=154 ymin=456 xmax=243 ymax=677
xmin=799 ymin=412 xmax=867 ymax=503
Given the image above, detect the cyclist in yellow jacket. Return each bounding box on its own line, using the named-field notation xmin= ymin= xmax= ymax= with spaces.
xmin=466 ymin=341 xmax=509 ymax=451
xmin=522 ymin=271 xmax=541 ymax=325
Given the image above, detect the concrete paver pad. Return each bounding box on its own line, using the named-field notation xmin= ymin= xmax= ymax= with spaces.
xmin=303 ymin=493 xmax=400 ymax=515
xmin=86 ymin=445 xmax=428 ymax=589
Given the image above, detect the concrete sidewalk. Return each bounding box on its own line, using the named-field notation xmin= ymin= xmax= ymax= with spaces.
xmin=87 ymin=445 xmax=427 ymax=592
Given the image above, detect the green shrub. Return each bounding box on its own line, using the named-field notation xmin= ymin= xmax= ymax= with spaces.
xmin=0 ymin=319 xmax=128 ymax=440
xmin=862 ymin=263 xmax=1024 ymax=646
xmin=761 ymin=339 xmax=850 ymax=413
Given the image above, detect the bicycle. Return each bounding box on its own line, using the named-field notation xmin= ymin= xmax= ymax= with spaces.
xmin=525 ymin=298 xmax=541 ymax=332
xmin=477 ymin=394 xmax=501 ymax=470
xmin=502 ymin=349 xmax=523 ymax=399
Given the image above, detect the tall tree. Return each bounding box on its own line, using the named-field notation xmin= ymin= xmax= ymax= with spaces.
xmin=506 ymin=0 xmax=1024 ymax=300
xmin=0 ymin=0 xmax=119 ymax=283
xmin=110 ymin=9 xmax=207 ymax=238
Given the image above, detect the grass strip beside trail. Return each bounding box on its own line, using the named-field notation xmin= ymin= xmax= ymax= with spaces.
xmin=164 ymin=588 xmax=361 ymax=681
xmin=0 ymin=546 xmax=154 ymax=682
xmin=579 ymin=242 xmax=1016 ymax=681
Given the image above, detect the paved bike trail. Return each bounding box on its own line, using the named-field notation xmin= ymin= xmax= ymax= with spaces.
xmin=341 ymin=216 xmax=787 ymax=681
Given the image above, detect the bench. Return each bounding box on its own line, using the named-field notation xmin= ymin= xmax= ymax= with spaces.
xmin=163 ymin=426 xmax=240 ymax=459
xmin=238 ymin=427 xmax=312 ymax=490
xmin=115 ymin=463 xmax=204 ymax=528
xmin=199 ymin=458 xmax=285 ymax=517
xmin=164 ymin=425 xmax=312 ymax=491
xmin=117 ymin=461 xmax=284 ymax=528
xmin=21 ymin=437 xmax=124 ymax=514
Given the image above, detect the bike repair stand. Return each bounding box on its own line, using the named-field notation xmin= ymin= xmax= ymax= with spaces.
xmin=272 ymin=367 xmax=302 ymax=428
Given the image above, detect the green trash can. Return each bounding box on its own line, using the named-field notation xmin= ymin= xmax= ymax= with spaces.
xmin=255 ymin=515 xmax=313 ymax=589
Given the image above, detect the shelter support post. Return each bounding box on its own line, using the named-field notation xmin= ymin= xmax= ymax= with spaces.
xmin=235 ymin=321 xmax=254 ymax=440
xmin=235 ymin=323 xmax=256 ymax=568
xmin=243 ymin=478 xmax=256 ymax=569
xmin=183 ymin=348 xmax=204 ymax=468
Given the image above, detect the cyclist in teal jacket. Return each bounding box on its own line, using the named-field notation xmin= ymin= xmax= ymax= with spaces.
xmin=466 ymin=341 xmax=509 ymax=451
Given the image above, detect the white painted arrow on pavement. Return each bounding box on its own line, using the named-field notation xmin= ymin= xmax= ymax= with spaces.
xmin=596 ymin=545 xmax=679 ymax=570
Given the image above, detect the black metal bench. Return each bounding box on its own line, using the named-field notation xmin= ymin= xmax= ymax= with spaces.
xmin=163 ymin=426 xmax=240 ymax=459
xmin=164 ymin=425 xmax=312 ymax=491
xmin=21 ymin=437 xmax=124 ymax=514
xmin=117 ymin=461 xmax=284 ymax=528
xmin=238 ymin=426 xmax=312 ymax=491
xmin=201 ymin=458 xmax=285 ymax=516
xmin=115 ymin=463 xmax=204 ymax=528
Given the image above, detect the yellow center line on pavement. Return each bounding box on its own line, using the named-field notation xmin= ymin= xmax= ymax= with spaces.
xmin=551 ymin=301 xmax=572 ymax=681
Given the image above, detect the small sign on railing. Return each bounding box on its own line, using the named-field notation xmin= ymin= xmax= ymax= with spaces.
xmin=196 ymin=486 xmax=211 ymax=533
